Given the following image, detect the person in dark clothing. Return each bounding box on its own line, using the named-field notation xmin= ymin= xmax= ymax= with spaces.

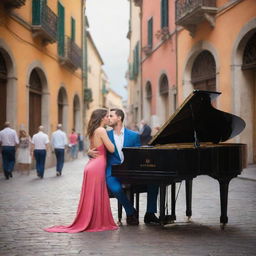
xmin=139 ymin=120 xmax=152 ymax=145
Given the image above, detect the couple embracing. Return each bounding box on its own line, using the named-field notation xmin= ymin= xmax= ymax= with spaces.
xmin=44 ymin=108 xmax=159 ymax=233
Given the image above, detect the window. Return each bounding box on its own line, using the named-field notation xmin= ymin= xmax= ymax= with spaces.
xmin=147 ymin=17 xmax=153 ymax=48
xmin=161 ymin=0 xmax=169 ymax=28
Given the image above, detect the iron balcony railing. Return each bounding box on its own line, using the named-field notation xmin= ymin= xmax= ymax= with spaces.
xmin=32 ymin=0 xmax=57 ymax=43
xmin=175 ymin=0 xmax=217 ymax=22
xmin=2 ymin=0 xmax=26 ymax=9
xmin=60 ymin=36 xmax=82 ymax=70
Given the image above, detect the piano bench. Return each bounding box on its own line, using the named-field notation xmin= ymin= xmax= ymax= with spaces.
xmin=108 ymin=184 xmax=148 ymax=223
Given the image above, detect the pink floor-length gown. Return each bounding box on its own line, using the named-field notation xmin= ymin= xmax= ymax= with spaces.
xmin=44 ymin=144 xmax=118 ymax=233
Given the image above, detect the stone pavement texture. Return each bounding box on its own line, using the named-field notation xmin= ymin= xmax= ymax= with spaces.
xmin=0 ymin=157 xmax=255 ymax=256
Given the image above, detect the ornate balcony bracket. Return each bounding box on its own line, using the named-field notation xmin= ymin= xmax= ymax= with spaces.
xmin=184 ymin=25 xmax=197 ymax=37
xmin=204 ymin=13 xmax=216 ymax=28
xmin=142 ymin=45 xmax=152 ymax=56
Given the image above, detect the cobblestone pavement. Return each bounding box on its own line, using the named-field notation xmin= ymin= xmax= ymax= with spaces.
xmin=0 ymin=157 xmax=255 ymax=256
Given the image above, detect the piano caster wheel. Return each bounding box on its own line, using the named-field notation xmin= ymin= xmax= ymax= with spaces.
xmin=117 ymin=221 xmax=123 ymax=226
xmin=220 ymin=223 xmax=226 ymax=230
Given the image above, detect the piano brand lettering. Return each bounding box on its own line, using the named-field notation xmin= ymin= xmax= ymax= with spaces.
xmin=140 ymin=158 xmax=156 ymax=168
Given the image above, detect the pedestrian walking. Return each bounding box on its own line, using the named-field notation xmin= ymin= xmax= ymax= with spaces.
xmin=77 ymin=133 xmax=84 ymax=156
xmin=69 ymin=128 xmax=78 ymax=160
xmin=51 ymin=124 xmax=68 ymax=176
xmin=31 ymin=126 xmax=49 ymax=179
xmin=139 ymin=120 xmax=152 ymax=145
xmin=0 ymin=121 xmax=19 ymax=179
xmin=17 ymin=129 xmax=31 ymax=175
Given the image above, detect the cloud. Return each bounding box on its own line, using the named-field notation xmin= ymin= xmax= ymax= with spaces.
xmin=86 ymin=0 xmax=129 ymax=99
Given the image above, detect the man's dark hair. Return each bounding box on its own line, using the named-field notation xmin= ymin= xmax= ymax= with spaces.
xmin=110 ymin=108 xmax=125 ymax=122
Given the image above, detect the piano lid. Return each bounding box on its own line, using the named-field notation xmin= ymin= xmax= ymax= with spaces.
xmin=149 ymin=90 xmax=246 ymax=146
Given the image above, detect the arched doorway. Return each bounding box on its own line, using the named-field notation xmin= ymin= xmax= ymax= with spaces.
xmin=159 ymin=74 xmax=169 ymax=123
xmin=144 ymin=81 xmax=152 ymax=124
xmin=0 ymin=52 xmax=7 ymax=129
xmin=29 ymin=69 xmax=42 ymax=136
xmin=232 ymin=21 xmax=256 ymax=164
xmin=57 ymin=87 xmax=68 ymax=132
xmin=73 ymin=95 xmax=81 ymax=132
xmin=191 ymin=50 xmax=216 ymax=91
xmin=241 ymin=31 xmax=256 ymax=163
xmin=0 ymin=42 xmax=17 ymax=128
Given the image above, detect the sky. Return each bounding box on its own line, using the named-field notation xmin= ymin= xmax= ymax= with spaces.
xmin=86 ymin=0 xmax=130 ymax=100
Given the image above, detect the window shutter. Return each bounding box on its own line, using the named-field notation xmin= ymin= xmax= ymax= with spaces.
xmin=71 ymin=17 xmax=76 ymax=41
xmin=161 ymin=0 xmax=169 ymax=28
xmin=148 ymin=18 xmax=153 ymax=48
xmin=134 ymin=41 xmax=139 ymax=77
xmin=32 ymin=0 xmax=46 ymax=25
xmin=58 ymin=2 xmax=65 ymax=57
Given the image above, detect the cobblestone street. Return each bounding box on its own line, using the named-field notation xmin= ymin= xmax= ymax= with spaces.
xmin=0 ymin=157 xmax=255 ymax=256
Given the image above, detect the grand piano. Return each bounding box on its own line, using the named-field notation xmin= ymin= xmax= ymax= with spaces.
xmin=112 ymin=90 xmax=247 ymax=228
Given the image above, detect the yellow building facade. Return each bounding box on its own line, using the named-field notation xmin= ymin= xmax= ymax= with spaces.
xmin=126 ymin=0 xmax=142 ymax=128
xmin=0 ymin=0 xmax=85 ymax=167
xmin=86 ymin=31 xmax=105 ymax=126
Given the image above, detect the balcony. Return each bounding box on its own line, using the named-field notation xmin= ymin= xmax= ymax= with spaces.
xmin=59 ymin=36 xmax=82 ymax=70
xmin=175 ymin=0 xmax=217 ymax=36
xmin=2 ymin=0 xmax=26 ymax=9
xmin=32 ymin=1 xmax=57 ymax=44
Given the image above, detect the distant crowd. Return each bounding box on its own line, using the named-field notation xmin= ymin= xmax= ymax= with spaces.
xmin=0 ymin=119 xmax=160 ymax=180
xmin=0 ymin=122 xmax=84 ymax=180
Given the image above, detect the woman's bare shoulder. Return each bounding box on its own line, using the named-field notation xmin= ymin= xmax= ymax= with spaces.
xmin=94 ymin=127 xmax=106 ymax=134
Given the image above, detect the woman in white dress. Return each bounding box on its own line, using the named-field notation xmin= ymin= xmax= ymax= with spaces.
xmin=17 ymin=130 xmax=32 ymax=175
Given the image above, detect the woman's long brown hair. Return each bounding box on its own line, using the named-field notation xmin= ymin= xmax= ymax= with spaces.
xmin=86 ymin=109 xmax=108 ymax=139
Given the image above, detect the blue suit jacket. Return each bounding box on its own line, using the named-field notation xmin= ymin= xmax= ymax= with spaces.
xmin=106 ymin=128 xmax=141 ymax=177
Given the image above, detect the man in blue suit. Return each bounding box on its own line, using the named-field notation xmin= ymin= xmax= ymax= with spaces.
xmin=89 ymin=108 xmax=159 ymax=225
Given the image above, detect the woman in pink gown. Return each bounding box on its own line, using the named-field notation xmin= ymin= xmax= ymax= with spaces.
xmin=44 ymin=109 xmax=118 ymax=233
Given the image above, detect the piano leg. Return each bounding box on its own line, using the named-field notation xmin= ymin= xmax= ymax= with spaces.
xmin=171 ymin=183 xmax=176 ymax=221
xmin=185 ymin=179 xmax=192 ymax=221
xmin=218 ymin=179 xmax=231 ymax=229
xmin=159 ymin=184 xmax=166 ymax=225
xmin=135 ymin=193 xmax=140 ymax=219
xmin=118 ymin=202 xmax=123 ymax=224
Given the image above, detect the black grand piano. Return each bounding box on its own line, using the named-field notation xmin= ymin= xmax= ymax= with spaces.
xmin=112 ymin=90 xmax=247 ymax=228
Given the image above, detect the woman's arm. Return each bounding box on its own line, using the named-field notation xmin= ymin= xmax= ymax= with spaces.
xmin=97 ymin=128 xmax=115 ymax=153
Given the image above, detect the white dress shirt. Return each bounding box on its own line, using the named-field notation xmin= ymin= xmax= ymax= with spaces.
xmin=32 ymin=131 xmax=49 ymax=150
xmin=0 ymin=127 xmax=19 ymax=146
xmin=113 ymin=127 xmax=124 ymax=163
xmin=51 ymin=129 xmax=68 ymax=149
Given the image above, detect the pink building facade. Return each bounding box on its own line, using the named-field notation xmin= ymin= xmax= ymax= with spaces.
xmin=141 ymin=0 xmax=176 ymax=128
